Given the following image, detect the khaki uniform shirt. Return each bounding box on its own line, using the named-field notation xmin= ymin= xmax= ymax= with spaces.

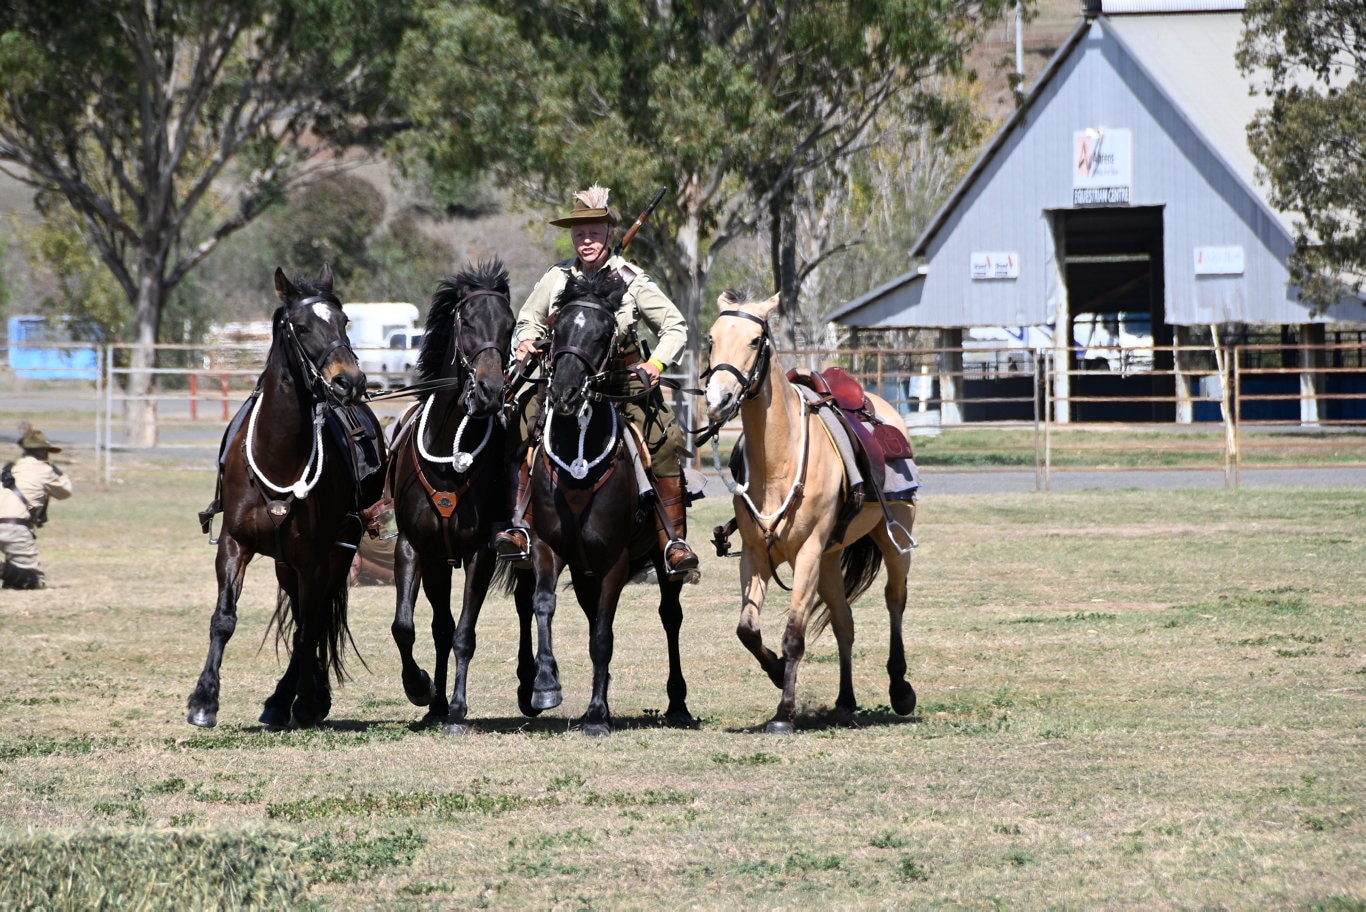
xmin=0 ymin=455 xmax=73 ymax=523
xmin=514 ymin=255 xmax=688 ymax=368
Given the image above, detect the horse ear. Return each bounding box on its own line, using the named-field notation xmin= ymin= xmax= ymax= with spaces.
xmin=274 ymin=268 xmax=293 ymax=302
xmin=318 ymin=263 xmax=334 ymax=294
xmin=717 ymin=290 xmax=739 ymax=310
xmin=755 ymin=293 xmax=781 ymax=320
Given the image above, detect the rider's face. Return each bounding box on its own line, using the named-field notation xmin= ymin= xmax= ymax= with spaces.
xmin=571 ymin=223 xmax=612 ymax=270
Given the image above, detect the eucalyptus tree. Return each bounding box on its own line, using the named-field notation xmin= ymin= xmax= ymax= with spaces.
xmin=0 ymin=0 xmax=416 ymax=443
xmin=393 ymin=0 xmax=1011 ymax=351
xmin=1237 ymin=0 xmax=1366 ymax=308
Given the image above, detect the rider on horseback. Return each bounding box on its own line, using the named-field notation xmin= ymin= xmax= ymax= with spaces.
xmin=494 ymin=184 xmax=699 ymax=579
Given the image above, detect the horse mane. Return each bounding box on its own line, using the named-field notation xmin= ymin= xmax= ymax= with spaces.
xmin=555 ymin=268 xmax=627 ymax=314
xmin=418 ymin=259 xmax=511 ymax=382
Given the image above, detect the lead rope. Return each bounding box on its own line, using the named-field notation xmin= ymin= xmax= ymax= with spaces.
xmin=415 ymin=394 xmax=493 ymax=473
xmin=548 ymin=399 xmax=618 ymax=480
xmin=245 ymin=396 xmax=326 ymax=498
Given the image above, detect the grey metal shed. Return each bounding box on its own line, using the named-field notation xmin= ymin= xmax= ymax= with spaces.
xmin=827 ymin=0 xmax=1362 ymax=423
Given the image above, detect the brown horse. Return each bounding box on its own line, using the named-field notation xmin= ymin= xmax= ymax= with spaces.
xmin=701 ymin=292 xmax=918 ymax=734
xmin=187 ymin=265 xmax=385 ymax=729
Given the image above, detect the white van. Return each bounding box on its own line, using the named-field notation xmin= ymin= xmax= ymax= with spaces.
xmin=343 ymin=302 xmax=422 ymax=389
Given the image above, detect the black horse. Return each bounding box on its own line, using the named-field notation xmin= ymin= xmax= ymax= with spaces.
xmin=520 ymin=268 xmax=692 ymax=735
xmin=388 ymin=260 xmax=528 ymax=733
xmin=187 ymin=265 xmax=386 ymax=729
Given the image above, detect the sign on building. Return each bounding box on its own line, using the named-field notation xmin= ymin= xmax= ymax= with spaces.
xmin=970 ymin=252 xmax=1020 ymax=280
xmin=1072 ymin=127 xmax=1132 ymax=206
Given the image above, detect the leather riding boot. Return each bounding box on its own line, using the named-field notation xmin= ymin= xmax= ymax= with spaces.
xmin=493 ymin=460 xmax=533 ymax=562
xmin=654 ymin=474 xmax=699 ymax=580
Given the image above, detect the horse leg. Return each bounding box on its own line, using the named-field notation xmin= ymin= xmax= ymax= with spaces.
xmin=653 ymin=552 xmax=692 ymax=724
xmin=443 ymin=547 xmax=497 ymax=735
xmin=529 ymin=544 xmax=564 ymax=711
xmin=187 ymin=534 xmax=252 ymax=728
xmin=815 ymin=552 xmax=858 ymax=718
xmin=513 ymin=569 xmax=542 ymax=716
xmin=391 ymin=535 xmax=436 ymax=710
xmin=574 ymin=560 xmax=627 ymax=736
xmin=259 ymin=563 xmax=302 ymax=728
xmin=419 ymin=563 xmax=455 ymax=725
xmin=873 ymin=505 xmax=917 ymax=715
xmin=767 ymin=550 xmax=825 ymax=735
xmin=734 ymin=550 xmax=783 ymax=688
xmin=286 ymin=572 xmax=334 ymax=729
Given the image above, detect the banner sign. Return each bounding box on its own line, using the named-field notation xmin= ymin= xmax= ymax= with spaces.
xmin=1073 ymin=127 xmax=1132 ymax=207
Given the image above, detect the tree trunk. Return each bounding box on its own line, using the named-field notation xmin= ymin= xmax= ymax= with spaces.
xmin=126 ymin=269 xmax=162 ymax=446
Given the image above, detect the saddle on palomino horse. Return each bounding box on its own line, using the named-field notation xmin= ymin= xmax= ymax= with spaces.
xmin=718 ymin=367 xmax=920 ymax=553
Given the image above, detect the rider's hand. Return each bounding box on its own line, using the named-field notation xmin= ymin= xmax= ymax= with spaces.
xmin=515 ymin=338 xmax=539 ymax=362
xmin=640 ymin=360 xmax=661 ymax=387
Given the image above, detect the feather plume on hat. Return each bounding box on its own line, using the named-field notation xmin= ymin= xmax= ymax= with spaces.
xmin=575 ymin=184 xmax=611 ymax=210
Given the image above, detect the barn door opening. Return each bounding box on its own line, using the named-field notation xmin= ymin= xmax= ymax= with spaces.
xmin=1056 ymin=204 xmax=1171 ymax=421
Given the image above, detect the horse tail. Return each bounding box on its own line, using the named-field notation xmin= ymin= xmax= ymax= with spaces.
xmin=809 ymin=536 xmax=885 ymax=638
xmin=268 ymin=583 xmax=363 ymax=683
xmin=490 ymin=557 xmax=519 ymax=596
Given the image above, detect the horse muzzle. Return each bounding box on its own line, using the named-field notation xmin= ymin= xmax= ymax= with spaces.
xmin=325 ymin=365 xmax=367 ymax=405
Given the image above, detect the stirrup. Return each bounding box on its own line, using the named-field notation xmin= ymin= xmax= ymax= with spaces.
xmin=664 ymin=539 xmax=699 ymax=579
xmin=494 ymin=527 xmax=530 ymax=562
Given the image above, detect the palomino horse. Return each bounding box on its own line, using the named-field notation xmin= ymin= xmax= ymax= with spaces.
xmin=702 ymin=292 xmax=918 ymax=734
xmin=188 ymin=265 xmax=386 ymax=728
xmin=520 ymin=268 xmax=692 ymax=735
xmin=387 ymin=261 xmax=523 ymax=733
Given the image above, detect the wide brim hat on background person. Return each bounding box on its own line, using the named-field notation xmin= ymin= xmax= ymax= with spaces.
xmin=18 ymin=423 xmax=61 ymax=453
xmin=548 ymin=184 xmax=620 ymax=227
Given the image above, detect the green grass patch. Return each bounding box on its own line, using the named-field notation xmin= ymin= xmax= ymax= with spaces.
xmin=0 ymin=829 xmax=310 ymax=910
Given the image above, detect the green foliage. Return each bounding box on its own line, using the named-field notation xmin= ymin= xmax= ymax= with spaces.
xmin=294 ymin=827 xmax=425 ymax=884
xmin=392 ymin=0 xmax=1008 ymax=334
xmin=1237 ymin=0 xmax=1366 ymax=308
xmin=0 ymin=829 xmax=310 ymax=910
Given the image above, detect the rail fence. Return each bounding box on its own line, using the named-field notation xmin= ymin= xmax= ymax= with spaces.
xmin=3 ymin=340 xmax=1365 ymax=489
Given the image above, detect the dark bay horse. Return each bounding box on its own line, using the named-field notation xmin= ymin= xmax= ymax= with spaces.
xmin=520 ymin=269 xmax=692 ymax=736
xmin=187 ymin=265 xmax=386 ymax=729
xmin=702 ymin=292 xmax=918 ymax=733
xmin=387 ymin=261 xmax=524 ymax=733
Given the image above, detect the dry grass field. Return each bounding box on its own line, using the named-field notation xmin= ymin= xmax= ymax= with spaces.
xmin=1 ymin=452 xmax=1364 ymax=910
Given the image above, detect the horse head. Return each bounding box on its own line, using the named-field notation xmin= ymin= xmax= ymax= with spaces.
xmin=420 ymin=259 xmax=514 ymax=415
xmin=272 ymin=264 xmax=366 ymax=406
xmin=546 ymin=269 xmax=627 ymax=417
xmin=703 ymin=290 xmax=780 ymax=425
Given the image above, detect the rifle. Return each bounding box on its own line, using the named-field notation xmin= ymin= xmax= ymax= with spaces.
xmin=614 ymin=186 xmax=668 ymax=256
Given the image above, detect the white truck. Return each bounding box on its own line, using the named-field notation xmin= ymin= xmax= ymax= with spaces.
xmin=343 ymin=302 xmax=423 ymax=389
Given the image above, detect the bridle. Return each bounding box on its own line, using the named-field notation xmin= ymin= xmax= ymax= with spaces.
xmin=695 ymin=308 xmax=775 ymax=443
xmin=447 ymin=289 xmax=512 ymax=410
xmin=279 ymin=294 xmax=357 ymax=406
xmin=546 ymin=296 xmax=621 ymax=407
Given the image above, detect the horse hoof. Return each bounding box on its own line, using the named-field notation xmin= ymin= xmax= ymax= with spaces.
xmin=891 ymin=683 xmax=917 ymax=716
xmin=531 ymin=688 xmax=563 ymax=711
xmin=517 ymin=691 xmax=543 ymax=717
xmin=404 ymin=671 xmax=434 ymax=707
xmin=580 ymin=721 xmax=612 ymax=737
xmin=665 ymin=707 xmax=695 ymax=728
xmin=258 ymin=705 xmax=290 ymax=729
xmin=186 ymin=709 xmax=217 ymax=729
xmin=764 ymin=719 xmax=795 ymax=735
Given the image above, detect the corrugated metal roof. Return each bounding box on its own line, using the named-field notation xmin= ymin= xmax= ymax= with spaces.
xmin=1103 ymin=13 xmax=1292 ymax=234
xmin=1092 ymin=0 xmax=1245 ymax=13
